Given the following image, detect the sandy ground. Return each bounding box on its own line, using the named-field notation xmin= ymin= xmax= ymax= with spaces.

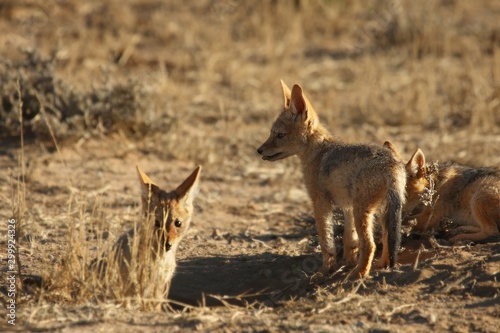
xmin=1 ymin=1 xmax=499 ymax=332
xmin=1 ymin=132 xmax=499 ymax=332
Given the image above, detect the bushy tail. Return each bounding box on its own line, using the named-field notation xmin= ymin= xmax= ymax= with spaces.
xmin=386 ymin=182 xmax=404 ymax=267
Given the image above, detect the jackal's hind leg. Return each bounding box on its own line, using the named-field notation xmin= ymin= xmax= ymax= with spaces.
xmin=343 ymin=208 xmax=358 ymax=266
xmin=450 ymin=196 xmax=500 ymax=242
xmin=453 ymin=225 xmax=482 ymax=234
xmin=348 ymin=207 xmax=376 ymax=279
xmin=449 ymin=225 xmax=499 ymax=242
xmin=375 ymin=231 xmax=390 ymax=269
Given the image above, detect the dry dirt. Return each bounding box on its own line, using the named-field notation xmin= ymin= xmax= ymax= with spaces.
xmin=1 ymin=1 xmax=499 ymax=332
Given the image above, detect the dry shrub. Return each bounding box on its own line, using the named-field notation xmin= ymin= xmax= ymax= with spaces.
xmin=0 ymin=49 xmax=173 ymax=141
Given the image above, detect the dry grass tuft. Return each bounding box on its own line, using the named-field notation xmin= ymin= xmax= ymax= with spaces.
xmin=37 ymin=194 xmax=180 ymax=312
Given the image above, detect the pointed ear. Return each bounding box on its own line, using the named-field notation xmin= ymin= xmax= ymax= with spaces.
xmin=289 ymin=84 xmax=308 ymax=121
xmin=406 ymin=149 xmax=425 ymax=177
xmin=383 ymin=141 xmax=402 ymax=160
xmin=174 ymin=166 xmax=201 ymax=206
xmin=280 ymin=79 xmax=292 ymax=108
xmin=137 ymin=166 xmax=159 ymax=202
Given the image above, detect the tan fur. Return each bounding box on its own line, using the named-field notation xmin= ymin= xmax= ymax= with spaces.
xmin=383 ymin=141 xmax=402 ymax=160
xmin=383 ymin=142 xmax=428 ymax=218
xmin=257 ymin=81 xmax=406 ymax=279
xmin=94 ymin=166 xmax=201 ymax=303
xmin=402 ymin=147 xmax=500 ymax=242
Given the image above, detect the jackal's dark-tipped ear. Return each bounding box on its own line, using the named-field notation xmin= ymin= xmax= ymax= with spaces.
xmin=383 ymin=141 xmax=402 ymax=160
xmin=280 ymin=79 xmax=292 ymax=108
xmin=406 ymin=149 xmax=426 ymax=177
xmin=290 ymin=84 xmax=308 ymax=120
xmin=174 ymin=166 xmax=201 ymax=206
xmin=137 ymin=166 xmax=160 ymax=203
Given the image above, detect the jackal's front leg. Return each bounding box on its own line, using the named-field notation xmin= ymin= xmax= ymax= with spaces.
xmin=313 ymin=200 xmax=336 ymax=274
xmin=343 ymin=208 xmax=358 ymax=266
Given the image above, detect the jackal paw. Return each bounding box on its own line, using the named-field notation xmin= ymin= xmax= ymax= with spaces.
xmin=343 ymin=248 xmax=358 ymax=267
xmin=320 ymin=256 xmax=336 ymax=275
xmin=346 ymin=265 xmax=369 ymax=280
xmin=374 ymin=256 xmax=390 ymax=269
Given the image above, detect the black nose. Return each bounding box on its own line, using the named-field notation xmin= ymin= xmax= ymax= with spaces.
xmin=165 ymin=241 xmax=172 ymax=251
xmin=257 ymin=147 xmax=263 ymax=154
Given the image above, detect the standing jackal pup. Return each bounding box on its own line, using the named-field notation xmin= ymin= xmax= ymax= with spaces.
xmin=399 ymin=146 xmax=500 ymax=242
xmin=94 ymin=166 xmax=201 ymax=304
xmin=257 ymin=81 xmax=406 ymax=278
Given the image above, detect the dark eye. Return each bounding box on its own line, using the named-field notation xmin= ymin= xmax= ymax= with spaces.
xmin=277 ymin=133 xmax=285 ymax=139
xmin=174 ymin=219 xmax=182 ymax=228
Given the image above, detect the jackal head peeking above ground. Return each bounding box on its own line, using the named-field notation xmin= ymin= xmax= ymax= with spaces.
xmin=257 ymin=80 xmax=331 ymax=161
xmin=137 ymin=165 xmax=201 ymax=254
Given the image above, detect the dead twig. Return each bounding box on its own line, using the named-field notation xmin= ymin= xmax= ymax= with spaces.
xmin=383 ymin=303 xmax=416 ymax=319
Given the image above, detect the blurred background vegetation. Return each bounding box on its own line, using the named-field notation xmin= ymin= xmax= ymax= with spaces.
xmin=0 ymin=0 xmax=499 ymax=164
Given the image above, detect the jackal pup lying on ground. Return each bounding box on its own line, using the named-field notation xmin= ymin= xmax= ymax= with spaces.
xmin=384 ymin=141 xmax=500 ymax=242
xmin=257 ymin=81 xmax=406 ymax=278
xmin=93 ymin=166 xmax=201 ymax=303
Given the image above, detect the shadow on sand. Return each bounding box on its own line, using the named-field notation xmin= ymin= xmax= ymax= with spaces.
xmin=169 ymin=251 xmax=322 ymax=307
xmin=170 ymin=235 xmax=500 ymax=307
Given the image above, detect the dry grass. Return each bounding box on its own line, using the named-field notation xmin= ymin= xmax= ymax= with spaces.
xmin=1 ymin=0 xmax=500 ymax=332
xmin=43 ymin=199 xmax=175 ymax=312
